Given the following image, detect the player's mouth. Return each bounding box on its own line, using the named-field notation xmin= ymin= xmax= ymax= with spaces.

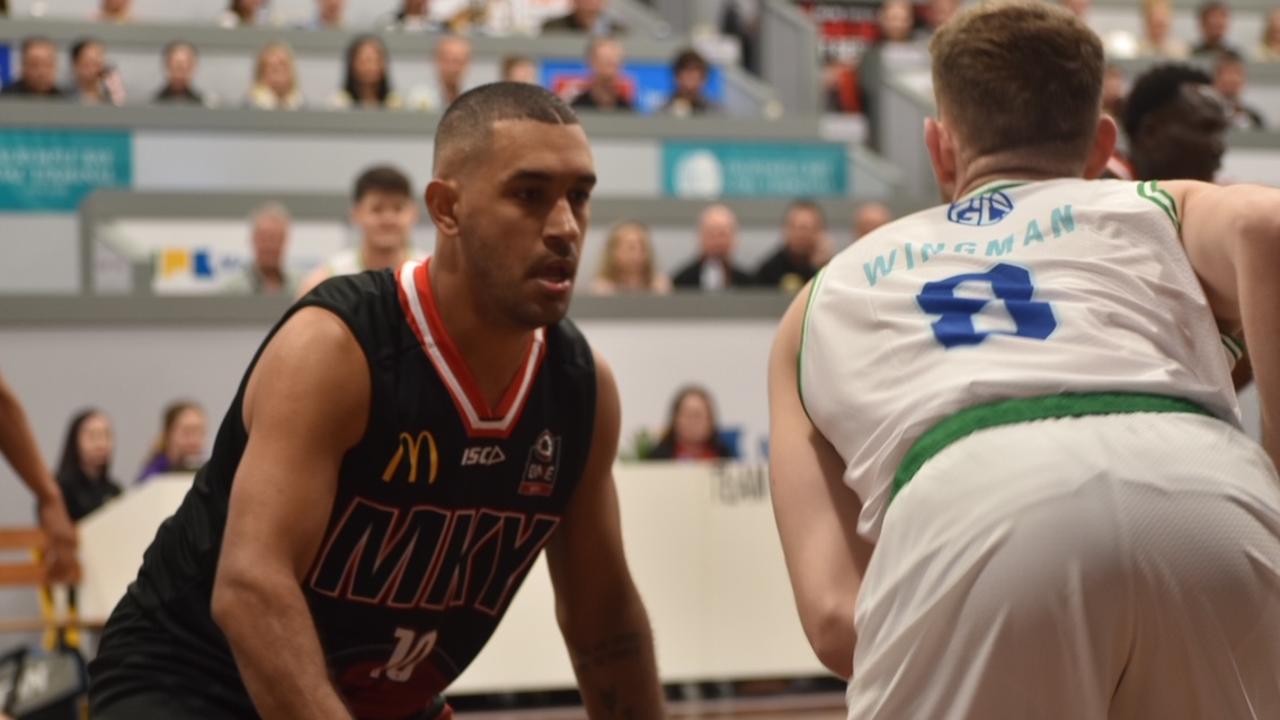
xmin=532 ymin=259 xmax=575 ymax=296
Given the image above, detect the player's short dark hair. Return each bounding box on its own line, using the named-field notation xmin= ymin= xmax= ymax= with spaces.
xmin=163 ymin=40 xmax=197 ymax=62
xmin=786 ymin=198 xmax=826 ymax=226
xmin=21 ymin=35 xmax=55 ymax=57
xmin=69 ymin=36 xmax=101 ymax=64
xmin=433 ymin=82 xmax=579 ymax=172
xmin=1198 ymin=0 xmax=1227 ymax=20
xmin=352 ymin=165 xmax=413 ymax=203
xmin=1122 ymin=63 xmax=1212 ymax=140
xmin=672 ymin=48 xmax=709 ymax=75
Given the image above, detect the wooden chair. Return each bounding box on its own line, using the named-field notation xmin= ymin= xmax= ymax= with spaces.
xmin=0 ymin=528 xmax=78 ymax=637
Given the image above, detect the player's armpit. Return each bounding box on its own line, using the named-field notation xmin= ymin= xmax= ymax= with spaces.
xmin=545 ymin=353 xmax=664 ymax=720
xmin=1172 ymin=181 xmax=1280 ymax=466
xmin=767 ymin=286 xmax=874 ymax=680
xmin=211 ymin=306 xmax=369 ymax=720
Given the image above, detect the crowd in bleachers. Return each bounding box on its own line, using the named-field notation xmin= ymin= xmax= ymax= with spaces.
xmin=0 ymin=0 xmax=726 ymax=116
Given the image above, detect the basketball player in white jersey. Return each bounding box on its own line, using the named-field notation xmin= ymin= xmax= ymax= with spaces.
xmin=768 ymin=3 xmax=1280 ymax=719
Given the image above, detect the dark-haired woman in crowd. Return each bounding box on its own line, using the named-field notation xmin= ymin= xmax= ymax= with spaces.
xmin=55 ymin=409 xmax=122 ymax=521
xmin=647 ymin=385 xmax=736 ymax=461
xmin=330 ymin=35 xmax=403 ymax=109
xmin=136 ymin=401 xmax=207 ymax=483
xmin=68 ymin=37 xmax=125 ymax=105
xmin=220 ymin=0 xmax=264 ymax=27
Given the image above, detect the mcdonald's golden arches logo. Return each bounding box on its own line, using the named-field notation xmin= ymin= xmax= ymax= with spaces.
xmin=382 ymin=432 xmax=439 ymax=485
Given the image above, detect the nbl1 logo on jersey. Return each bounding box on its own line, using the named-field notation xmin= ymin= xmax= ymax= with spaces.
xmin=947 ymin=190 xmax=1014 ymax=227
xmin=519 ymin=430 xmax=561 ymax=497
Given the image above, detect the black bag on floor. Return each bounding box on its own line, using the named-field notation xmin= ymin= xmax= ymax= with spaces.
xmin=0 ymin=647 xmax=86 ymax=720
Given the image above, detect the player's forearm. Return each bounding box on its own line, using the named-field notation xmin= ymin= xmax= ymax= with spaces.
xmin=564 ymin=588 xmax=664 ymax=720
xmin=1235 ymin=218 xmax=1280 ymax=468
xmin=0 ymin=379 xmax=63 ymax=506
xmin=212 ymin=572 xmax=352 ymax=720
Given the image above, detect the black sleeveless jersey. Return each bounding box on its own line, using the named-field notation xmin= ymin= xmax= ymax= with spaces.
xmin=89 ymin=260 xmax=597 ymax=720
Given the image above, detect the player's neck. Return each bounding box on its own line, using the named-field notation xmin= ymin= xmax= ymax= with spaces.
xmin=953 ymin=154 xmax=1077 ymax=201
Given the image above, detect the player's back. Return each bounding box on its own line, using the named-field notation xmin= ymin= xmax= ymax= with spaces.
xmin=801 ymin=178 xmax=1241 ymax=540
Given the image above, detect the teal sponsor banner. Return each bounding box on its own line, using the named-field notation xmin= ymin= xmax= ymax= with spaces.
xmin=662 ymin=141 xmax=848 ymax=198
xmin=0 ymin=128 xmax=132 ymax=212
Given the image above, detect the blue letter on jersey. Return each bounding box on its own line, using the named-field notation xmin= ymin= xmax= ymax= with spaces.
xmin=916 ymin=263 xmax=1056 ymax=349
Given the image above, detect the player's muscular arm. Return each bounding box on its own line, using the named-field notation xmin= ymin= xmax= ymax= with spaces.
xmin=211 ymin=307 xmax=370 ymax=720
xmin=1172 ymin=181 xmax=1280 ymax=466
xmin=546 ymin=354 xmax=665 ymax=719
xmin=767 ymin=288 xmax=874 ymax=680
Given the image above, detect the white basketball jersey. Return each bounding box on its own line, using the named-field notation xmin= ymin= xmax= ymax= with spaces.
xmin=800 ymin=178 xmax=1242 ymax=541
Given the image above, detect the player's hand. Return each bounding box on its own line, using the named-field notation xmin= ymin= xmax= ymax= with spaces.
xmin=37 ymin=498 xmax=80 ymax=585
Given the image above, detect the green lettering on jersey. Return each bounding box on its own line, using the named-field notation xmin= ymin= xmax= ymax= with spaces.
xmin=863 ymin=249 xmax=898 ymax=287
xmin=920 ymin=242 xmax=946 ymax=262
xmin=955 ymin=241 xmax=978 ymax=255
xmin=985 ymin=235 xmax=1014 ymax=256
xmin=1050 ymin=205 xmax=1075 ymax=237
xmin=1023 ymin=218 xmax=1045 ymax=246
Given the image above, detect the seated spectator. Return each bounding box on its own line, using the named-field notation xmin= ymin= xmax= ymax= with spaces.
xmin=382 ymin=0 xmax=441 ymax=32
xmin=662 ymin=48 xmax=719 ymax=117
xmin=409 ymin=35 xmax=471 ymax=111
xmin=68 ymin=37 xmax=125 ymax=106
xmin=1192 ymin=1 xmax=1239 ymax=58
xmin=331 ymin=35 xmax=403 ymax=110
xmin=879 ymin=0 xmax=918 ymax=43
xmin=646 ymin=386 xmax=735 ymax=461
xmin=96 ymin=0 xmax=131 ymax=23
xmin=542 ymin=0 xmax=626 ymax=35
xmin=1059 ymin=0 xmax=1090 ymax=19
xmin=501 ymin=54 xmax=538 ymax=84
xmin=55 ymin=409 xmax=122 ymax=522
xmin=853 ymin=202 xmax=893 ymax=242
xmin=246 ymin=41 xmax=305 ymax=110
xmin=1215 ymin=50 xmax=1265 ymax=129
xmin=1119 ymin=63 xmax=1227 ymax=182
xmin=1102 ymin=64 xmax=1127 ymax=120
xmin=154 ymin=41 xmax=207 ymax=105
xmin=720 ymin=0 xmax=760 ymax=76
xmin=672 ymin=204 xmax=751 ymax=291
xmin=1257 ymin=8 xmax=1280 ymax=62
xmin=222 ymin=202 xmax=298 ymax=295
xmin=297 ymin=165 xmax=425 ymax=297
xmin=307 ymin=0 xmax=346 ymax=29
xmin=754 ymin=199 xmax=826 ymax=291
xmin=220 ymin=0 xmax=265 ymax=27
xmin=570 ymin=38 xmax=633 ymax=112
xmin=591 ymin=221 xmax=672 ymax=295
xmin=822 ymin=54 xmax=860 ymax=114
xmin=137 ymin=401 xmax=207 ymax=484
xmin=1 ymin=37 xmax=64 ymax=98
xmin=1139 ymin=0 xmax=1189 ymax=59
xmin=924 ymin=0 xmax=958 ymax=32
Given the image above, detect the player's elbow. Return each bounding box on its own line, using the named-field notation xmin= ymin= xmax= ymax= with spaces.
xmin=211 ymin=562 xmax=273 ymax=637
xmin=801 ymin=600 xmax=856 ymax=680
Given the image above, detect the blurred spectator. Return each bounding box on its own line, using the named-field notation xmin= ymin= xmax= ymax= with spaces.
xmin=672 ymin=204 xmax=751 ymax=291
xmin=68 ymin=37 xmax=126 ymax=106
xmin=501 ymin=54 xmax=538 ymax=84
xmin=1059 ymin=0 xmax=1090 ymax=19
xmin=853 ymin=202 xmax=893 ymax=241
xmin=823 ymin=54 xmax=860 ymax=114
xmin=222 ymin=203 xmax=298 ymax=295
xmin=409 ymin=35 xmax=471 ymax=111
xmin=55 ymin=409 xmax=122 ymax=522
xmin=1214 ymin=50 xmax=1265 ymax=129
xmin=1119 ymin=63 xmax=1226 ymax=181
xmin=1139 ymin=0 xmax=1189 ymax=59
xmin=307 ymin=0 xmax=346 ymax=29
xmin=1192 ymin=1 xmax=1239 ymax=58
xmin=154 ymin=41 xmax=207 ymax=105
xmin=591 ymin=221 xmax=672 ymax=295
xmin=246 ymin=41 xmax=305 ymax=110
xmin=1 ymin=37 xmax=64 ymax=98
xmin=720 ymin=0 xmax=760 ymax=76
xmin=570 ymin=38 xmax=633 ymax=112
xmin=1257 ymin=8 xmax=1280 ymax=61
xmin=646 ymin=386 xmax=735 ymax=461
xmin=221 ymin=0 xmax=265 ymax=27
xmin=754 ymin=200 xmax=826 ymax=291
xmin=662 ymin=48 xmax=719 ymax=117
xmin=382 ymin=0 xmax=441 ymax=32
xmin=297 ymin=165 xmax=424 ymax=297
xmin=542 ymin=0 xmax=626 ymax=35
xmin=1 ymin=0 xmax=7 ymax=17
xmin=878 ymin=0 xmax=917 ymax=43
xmin=137 ymin=401 xmax=207 ymax=484
xmin=331 ymin=35 xmax=403 ymax=109
xmin=923 ymin=0 xmax=959 ymax=32
xmin=96 ymin=0 xmax=131 ymax=23
xmin=1102 ymin=64 xmax=1127 ymax=119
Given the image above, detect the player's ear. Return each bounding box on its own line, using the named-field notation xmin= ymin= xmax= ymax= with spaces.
xmin=925 ymin=117 xmax=957 ymax=202
xmin=1083 ymin=114 xmax=1118 ymax=179
xmin=425 ymin=179 xmax=460 ymax=237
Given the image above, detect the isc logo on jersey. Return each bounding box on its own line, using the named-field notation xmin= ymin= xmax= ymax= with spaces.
xmin=461 ymin=446 xmax=506 ymax=466
xmin=947 ymin=190 xmax=1014 ymax=227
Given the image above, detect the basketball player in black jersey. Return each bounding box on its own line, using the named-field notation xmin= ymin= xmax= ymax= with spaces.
xmin=89 ymin=83 xmax=665 ymax=720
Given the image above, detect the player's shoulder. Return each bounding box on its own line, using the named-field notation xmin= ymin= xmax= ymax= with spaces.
xmin=545 ymin=317 xmax=596 ymax=380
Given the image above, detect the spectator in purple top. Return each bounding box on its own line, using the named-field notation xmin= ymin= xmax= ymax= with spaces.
xmin=136 ymin=401 xmax=207 ymax=483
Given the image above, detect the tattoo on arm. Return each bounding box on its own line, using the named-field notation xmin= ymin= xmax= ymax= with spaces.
xmin=573 ymin=632 xmax=649 ymax=719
